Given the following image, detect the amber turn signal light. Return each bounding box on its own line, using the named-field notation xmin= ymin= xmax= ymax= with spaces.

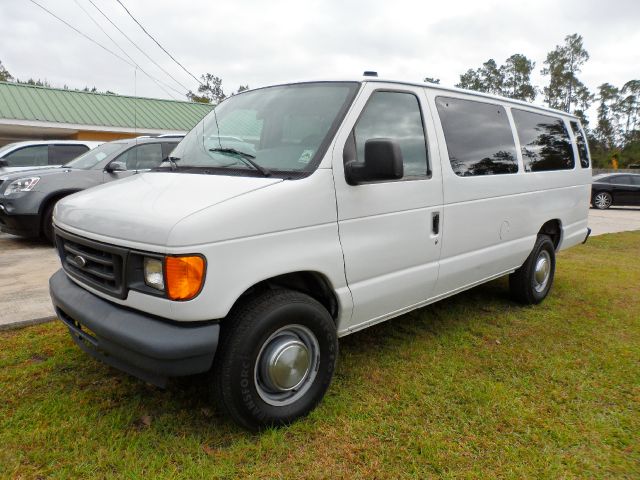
xmin=165 ymin=256 xmax=206 ymax=301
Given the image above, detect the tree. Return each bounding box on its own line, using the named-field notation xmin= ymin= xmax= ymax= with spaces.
xmin=594 ymin=83 xmax=620 ymax=150
xmin=541 ymin=33 xmax=591 ymax=114
xmin=187 ymin=73 xmax=226 ymax=104
xmin=456 ymin=68 xmax=484 ymax=91
xmin=500 ymin=54 xmax=536 ymax=102
xmin=0 ymin=60 xmax=12 ymax=82
xmin=423 ymin=77 xmax=440 ymax=84
xmin=479 ymin=59 xmax=503 ymax=95
xmin=619 ymin=80 xmax=640 ymax=138
xmin=455 ymin=59 xmax=503 ymax=95
xmin=231 ymin=85 xmax=250 ymax=95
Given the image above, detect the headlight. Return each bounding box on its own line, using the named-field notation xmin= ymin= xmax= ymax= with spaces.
xmin=143 ymin=257 xmax=165 ymax=291
xmin=142 ymin=255 xmax=205 ymax=301
xmin=4 ymin=177 xmax=40 ymax=195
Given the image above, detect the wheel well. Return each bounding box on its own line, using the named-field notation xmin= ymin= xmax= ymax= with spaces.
xmin=538 ymin=219 xmax=562 ymax=250
xmin=236 ymin=272 xmax=339 ymax=321
xmin=39 ymin=191 xmax=80 ymax=220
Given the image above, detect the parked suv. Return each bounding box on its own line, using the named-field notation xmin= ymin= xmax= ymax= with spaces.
xmin=591 ymin=173 xmax=640 ymax=209
xmin=0 ymin=137 xmax=179 ymax=241
xmin=0 ymin=140 xmax=102 ymax=173
xmin=49 ymin=78 xmax=592 ymax=430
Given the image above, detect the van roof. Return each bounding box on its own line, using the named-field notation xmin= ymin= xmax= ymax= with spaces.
xmin=240 ymin=76 xmax=578 ymax=120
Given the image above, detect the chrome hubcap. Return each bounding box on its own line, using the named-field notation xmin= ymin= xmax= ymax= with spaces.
xmin=255 ymin=325 xmax=320 ymax=406
xmin=595 ymin=193 xmax=611 ymax=209
xmin=533 ymin=250 xmax=551 ymax=293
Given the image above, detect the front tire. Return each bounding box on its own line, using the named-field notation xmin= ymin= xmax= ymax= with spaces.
xmin=42 ymin=202 xmax=56 ymax=244
xmin=509 ymin=234 xmax=556 ymax=305
xmin=211 ymin=289 xmax=338 ymax=430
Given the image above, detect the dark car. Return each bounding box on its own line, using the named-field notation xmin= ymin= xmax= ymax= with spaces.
xmin=0 ymin=137 xmax=180 ymax=242
xmin=591 ymin=173 xmax=640 ymax=209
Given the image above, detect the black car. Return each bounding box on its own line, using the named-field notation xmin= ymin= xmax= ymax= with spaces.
xmin=0 ymin=137 xmax=180 ymax=242
xmin=591 ymin=173 xmax=640 ymax=209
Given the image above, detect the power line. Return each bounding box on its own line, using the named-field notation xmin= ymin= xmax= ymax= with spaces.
xmin=85 ymin=0 xmax=192 ymax=93
xmin=114 ymin=0 xmax=202 ymax=86
xmin=29 ymin=0 xmax=135 ymax=69
xmin=72 ymin=0 xmax=182 ymax=99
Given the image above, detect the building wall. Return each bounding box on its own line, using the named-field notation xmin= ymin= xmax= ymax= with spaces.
xmin=73 ymin=131 xmax=138 ymax=142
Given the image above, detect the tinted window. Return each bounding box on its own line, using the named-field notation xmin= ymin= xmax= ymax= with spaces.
xmin=570 ymin=121 xmax=590 ymax=168
xmin=610 ymin=175 xmax=631 ymax=185
xmin=3 ymin=145 xmax=48 ymax=167
xmin=512 ymin=110 xmax=575 ymax=172
xmin=631 ymin=176 xmax=640 ymax=186
xmin=116 ymin=143 xmax=164 ymax=170
xmin=354 ymin=91 xmax=428 ymax=177
xmin=435 ymin=97 xmax=518 ymax=176
xmin=49 ymin=144 xmax=89 ymax=165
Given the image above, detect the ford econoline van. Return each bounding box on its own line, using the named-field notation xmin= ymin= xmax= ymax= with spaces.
xmin=49 ymin=76 xmax=592 ymax=430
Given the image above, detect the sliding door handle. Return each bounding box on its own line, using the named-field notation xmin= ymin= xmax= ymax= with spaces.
xmin=432 ymin=212 xmax=440 ymax=235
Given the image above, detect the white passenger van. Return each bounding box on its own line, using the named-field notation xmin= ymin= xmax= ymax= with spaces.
xmin=49 ymin=75 xmax=592 ymax=430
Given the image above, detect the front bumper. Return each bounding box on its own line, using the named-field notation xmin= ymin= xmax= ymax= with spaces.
xmin=0 ymin=205 xmax=40 ymax=237
xmin=49 ymin=269 xmax=220 ymax=387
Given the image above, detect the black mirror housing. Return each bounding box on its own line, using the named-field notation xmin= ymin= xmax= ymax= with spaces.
xmin=105 ymin=160 xmax=127 ymax=173
xmin=0 ymin=159 xmax=8 ymax=168
xmin=345 ymin=138 xmax=403 ymax=185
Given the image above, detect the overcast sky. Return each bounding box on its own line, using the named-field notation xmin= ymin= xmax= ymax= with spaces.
xmin=2 ymin=0 xmax=639 ymax=121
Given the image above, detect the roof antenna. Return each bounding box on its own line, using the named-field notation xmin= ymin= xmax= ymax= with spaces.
xmin=134 ymin=66 xmax=138 ymax=141
xmin=363 ymin=71 xmax=378 ymax=77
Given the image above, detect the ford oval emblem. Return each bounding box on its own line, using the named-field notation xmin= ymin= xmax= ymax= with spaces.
xmin=74 ymin=255 xmax=87 ymax=268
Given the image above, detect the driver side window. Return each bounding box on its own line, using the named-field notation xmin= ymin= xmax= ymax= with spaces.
xmin=353 ymin=91 xmax=429 ymax=178
xmin=115 ymin=143 xmax=163 ymax=170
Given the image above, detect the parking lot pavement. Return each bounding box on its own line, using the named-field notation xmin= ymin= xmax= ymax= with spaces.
xmin=0 ymin=233 xmax=59 ymax=330
xmin=0 ymin=207 xmax=639 ymax=330
xmin=588 ymin=206 xmax=640 ymax=236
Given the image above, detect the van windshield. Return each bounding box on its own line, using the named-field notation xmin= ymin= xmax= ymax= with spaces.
xmin=169 ymin=82 xmax=359 ymax=176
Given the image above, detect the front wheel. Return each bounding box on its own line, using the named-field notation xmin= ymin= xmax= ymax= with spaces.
xmin=211 ymin=289 xmax=338 ymax=430
xmin=593 ymin=191 xmax=612 ymax=210
xmin=509 ymin=234 xmax=556 ymax=305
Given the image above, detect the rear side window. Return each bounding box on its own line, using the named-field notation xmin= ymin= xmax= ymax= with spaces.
xmin=3 ymin=145 xmax=48 ymax=167
xmin=570 ymin=121 xmax=590 ymax=168
xmin=49 ymin=144 xmax=89 ymax=165
xmin=435 ymin=97 xmax=518 ymax=176
xmin=512 ymin=109 xmax=575 ymax=172
xmin=631 ymin=176 xmax=640 ymax=186
xmin=354 ymin=91 xmax=428 ymax=177
xmin=610 ymin=175 xmax=631 ymax=185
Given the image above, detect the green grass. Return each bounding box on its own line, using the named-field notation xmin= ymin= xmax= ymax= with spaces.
xmin=1 ymin=232 xmax=639 ymax=479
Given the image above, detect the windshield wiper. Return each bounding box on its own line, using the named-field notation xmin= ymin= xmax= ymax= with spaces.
xmin=209 ymin=147 xmax=271 ymax=177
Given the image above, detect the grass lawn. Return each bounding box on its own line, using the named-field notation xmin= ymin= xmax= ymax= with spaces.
xmin=1 ymin=232 xmax=639 ymax=479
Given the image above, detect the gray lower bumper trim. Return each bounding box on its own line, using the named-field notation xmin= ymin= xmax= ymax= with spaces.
xmin=49 ymin=269 xmax=219 ymax=387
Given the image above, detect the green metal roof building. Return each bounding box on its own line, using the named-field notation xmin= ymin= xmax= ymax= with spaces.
xmin=0 ymin=81 xmax=213 ymax=145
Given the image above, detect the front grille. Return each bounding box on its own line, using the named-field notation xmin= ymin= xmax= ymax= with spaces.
xmin=55 ymin=228 xmax=128 ymax=299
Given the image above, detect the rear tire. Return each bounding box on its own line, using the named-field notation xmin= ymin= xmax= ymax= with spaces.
xmin=509 ymin=234 xmax=556 ymax=305
xmin=592 ymin=191 xmax=612 ymax=210
xmin=211 ymin=289 xmax=338 ymax=431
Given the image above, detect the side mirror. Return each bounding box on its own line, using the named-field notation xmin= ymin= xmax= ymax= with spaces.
xmin=0 ymin=159 xmax=8 ymax=168
xmin=105 ymin=160 xmax=127 ymax=173
xmin=345 ymin=138 xmax=403 ymax=185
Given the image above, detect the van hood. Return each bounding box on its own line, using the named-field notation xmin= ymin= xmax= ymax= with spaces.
xmin=55 ymin=172 xmax=283 ymax=246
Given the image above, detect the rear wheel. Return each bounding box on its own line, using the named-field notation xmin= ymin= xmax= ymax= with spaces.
xmin=211 ymin=289 xmax=338 ymax=430
xmin=593 ymin=191 xmax=612 ymax=210
xmin=509 ymin=234 xmax=556 ymax=305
